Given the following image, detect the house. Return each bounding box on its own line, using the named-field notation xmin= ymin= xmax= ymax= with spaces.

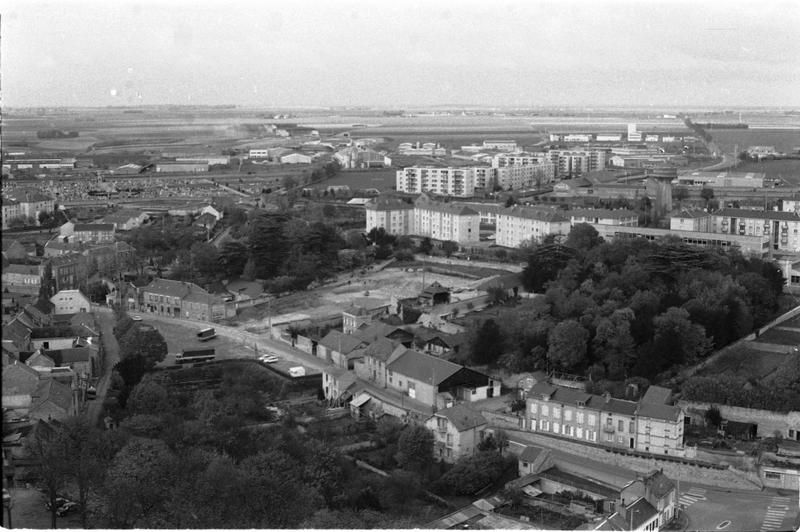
xmin=193 ymin=212 xmax=218 ymax=232
xmin=1 ymin=240 xmax=35 ymax=261
xmin=45 ymin=346 xmax=98 ymax=379
xmin=113 ymin=163 xmax=143 ymax=175
xmin=424 ymin=403 xmax=489 ymax=462
xmin=386 ymin=348 xmax=500 ymax=410
xmin=517 ymin=445 xmax=553 ymax=477
xmin=2 ymin=358 xmax=41 ymax=410
xmin=25 ymin=350 xmax=56 ymax=371
xmin=3 ymin=316 xmax=33 ymax=351
xmin=43 ymin=239 xmax=82 ymax=257
xmin=414 ymin=327 xmax=466 ymax=357
xmin=29 ymin=378 xmax=75 ymax=421
xmin=526 ymin=381 xmax=687 ymax=457
xmin=353 ymin=338 xmax=404 ymax=387
xmin=140 ymin=278 xmax=235 ymax=322
xmin=49 ymin=253 xmax=86 ymax=291
xmin=1 ymin=263 xmax=44 ymax=295
xmin=82 ymin=241 xmax=135 ymax=277
xmin=317 ymin=330 xmax=368 ymax=369
xmin=70 ymin=223 xmax=115 ymax=244
xmin=100 ymin=209 xmax=148 ymax=231
xmin=353 ymin=322 xmax=415 ymax=347
xmin=50 ymin=289 xmax=92 ymax=315
xmin=21 ymin=299 xmax=54 ymax=328
xmin=279 ymin=152 xmax=313 ymax=164
xmin=322 ymin=366 xmax=358 ymax=405
xmin=29 ymin=326 xmax=79 ymax=351
xmin=618 ymin=470 xmax=677 ymax=530
xmin=200 ymin=205 xmax=223 ymax=220
xmin=341 ymin=298 xmax=392 ymax=333
xmin=59 ymin=220 xmax=75 ymax=238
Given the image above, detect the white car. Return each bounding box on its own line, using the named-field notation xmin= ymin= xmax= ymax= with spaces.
xmin=131 ymin=315 xmax=143 ymax=321
xmin=259 ymin=355 xmax=279 ymax=364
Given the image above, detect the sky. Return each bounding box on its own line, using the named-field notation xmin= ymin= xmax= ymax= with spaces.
xmin=2 ymin=0 xmax=799 ymax=108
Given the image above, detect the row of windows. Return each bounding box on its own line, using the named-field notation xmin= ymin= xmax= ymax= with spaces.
xmin=538 ymin=419 xmax=597 ymax=441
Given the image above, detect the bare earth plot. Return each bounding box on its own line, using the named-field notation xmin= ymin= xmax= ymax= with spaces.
xmin=139 ymin=315 xmax=252 ymax=364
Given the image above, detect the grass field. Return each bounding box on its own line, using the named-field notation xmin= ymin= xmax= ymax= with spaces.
xmin=757 ymin=327 xmax=800 ymax=346
xmin=311 ymin=169 xmax=397 ymax=191
xmin=697 ymin=346 xmax=787 ymax=381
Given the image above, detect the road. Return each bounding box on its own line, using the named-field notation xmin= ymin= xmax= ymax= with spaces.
xmin=84 ymin=306 xmax=120 ymax=425
xmin=678 ymin=484 xmax=798 ymax=532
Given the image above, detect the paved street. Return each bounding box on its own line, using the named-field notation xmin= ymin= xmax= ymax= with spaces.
xmin=84 ymin=306 xmax=120 ymax=425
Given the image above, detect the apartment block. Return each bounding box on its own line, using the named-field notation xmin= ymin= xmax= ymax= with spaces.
xmin=364 ymin=197 xmax=413 ymax=235
xmin=711 ymin=208 xmax=800 ymax=252
xmin=396 ymin=167 xmax=476 ymax=197
xmin=495 ymin=206 xmax=571 ymax=247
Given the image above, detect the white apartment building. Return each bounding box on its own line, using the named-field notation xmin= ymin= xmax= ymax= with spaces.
xmin=396 ymin=167 xmax=477 ymax=197
xmin=413 ymin=195 xmax=480 ymax=244
xmin=364 ymin=194 xmax=480 ymax=244
xmin=248 ymin=149 xmax=270 ymax=159
xmin=492 ymin=153 xmax=548 ymax=168
xmin=364 ymin=197 xmax=413 ymax=235
xmin=495 ymin=206 xmax=571 ymax=247
xmin=482 ymin=140 xmax=518 ymax=151
xmin=547 ymin=150 xmax=607 ymax=177
xmin=711 ymin=208 xmax=800 ymax=252
xmin=781 ymin=199 xmax=800 ymax=213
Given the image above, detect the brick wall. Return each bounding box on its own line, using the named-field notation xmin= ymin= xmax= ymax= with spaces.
xmin=679 ymin=400 xmax=800 ymax=439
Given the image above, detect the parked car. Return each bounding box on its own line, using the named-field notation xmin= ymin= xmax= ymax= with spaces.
xmin=131 ymin=315 xmax=142 ymax=321
xmin=259 ymin=355 xmax=279 ymax=364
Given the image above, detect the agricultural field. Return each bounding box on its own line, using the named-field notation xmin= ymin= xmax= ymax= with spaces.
xmin=696 ymin=346 xmax=788 ymax=382
xmin=710 ymin=127 xmax=800 ymax=154
xmin=727 ymin=159 xmax=800 ymax=184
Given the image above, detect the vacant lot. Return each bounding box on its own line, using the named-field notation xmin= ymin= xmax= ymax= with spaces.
xmin=139 ymin=315 xmax=252 ymax=364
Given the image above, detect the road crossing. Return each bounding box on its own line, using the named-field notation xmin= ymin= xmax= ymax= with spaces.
xmin=760 ymin=496 xmax=791 ymax=531
xmin=678 ymin=487 xmax=707 ymax=509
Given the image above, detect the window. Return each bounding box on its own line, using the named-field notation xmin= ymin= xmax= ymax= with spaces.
xmin=552 ymin=422 xmax=560 ymax=434
xmin=530 ymin=404 xmax=537 ymax=415
xmin=606 ymin=417 xmax=613 ymax=426
xmin=617 ymin=435 xmax=624 ymax=444
xmin=629 ymin=421 xmax=635 ymax=433
xmin=564 ymin=409 xmax=572 ymax=422
xmin=765 ymin=471 xmax=782 ymax=480
xmin=553 ymin=406 xmax=561 ymax=418
xmin=577 ymin=411 xmax=584 ymax=424
xmin=790 ymin=429 xmax=796 ymax=439
xmin=541 ymin=404 xmax=549 ymax=416
xmin=588 ymin=414 xmax=596 ymax=425
xmin=540 ymin=420 xmax=549 ymax=431
xmin=606 ymin=433 xmax=613 ymax=442
xmin=618 ymin=420 xmax=624 ymax=432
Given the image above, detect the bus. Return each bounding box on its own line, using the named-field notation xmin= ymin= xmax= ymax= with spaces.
xmin=197 ymin=327 xmax=217 ymax=341
xmin=175 ymin=348 xmax=216 ymax=364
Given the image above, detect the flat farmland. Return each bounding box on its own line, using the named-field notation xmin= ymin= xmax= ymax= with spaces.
xmin=711 ymin=128 xmax=800 ymax=154
xmin=697 ymin=345 xmax=788 ymax=381
xmin=728 ymin=159 xmax=800 ymax=184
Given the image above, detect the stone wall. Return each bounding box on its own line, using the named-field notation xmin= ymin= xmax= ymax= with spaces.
xmin=502 ymin=429 xmax=761 ymax=491
xmin=482 ymin=410 xmax=525 ymax=430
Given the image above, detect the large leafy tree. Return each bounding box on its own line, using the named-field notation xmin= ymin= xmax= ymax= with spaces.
xmin=565 ymin=223 xmax=603 ymax=252
xmin=395 ymin=425 xmax=434 ymax=475
xmin=521 ymin=244 xmax=578 ymax=292
xmin=249 ymin=213 xmax=290 ymax=279
xmin=118 ymin=324 xmax=168 ymax=369
xmin=547 ymin=319 xmax=589 ymax=371
xmin=469 ymin=319 xmax=505 ymax=365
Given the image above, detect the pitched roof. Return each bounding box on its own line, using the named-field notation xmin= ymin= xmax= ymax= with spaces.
xmin=640 ymin=385 xmax=672 ymax=405
xmin=47 ymin=347 xmax=93 ymax=364
xmin=3 ymin=318 xmax=32 ymax=347
xmin=365 ymin=196 xmax=414 ymax=212
xmin=361 ymin=337 xmax=402 ymax=362
xmin=602 ymin=397 xmax=639 ymax=417
xmin=434 ymin=403 xmax=487 ymax=431
xmin=670 ymin=208 xmax=709 ymax=219
xmin=643 ymin=470 xmax=676 ymax=499
xmin=319 ymin=330 xmax=365 ymax=354
xmin=636 ymin=402 xmax=682 ymax=422
xmin=142 ymin=278 xmax=197 ymax=298
xmin=500 ymin=205 xmax=570 ymax=223
xmin=421 ymin=281 xmax=450 ymax=297
xmin=386 ymin=349 xmax=463 ymax=385
xmin=520 ymin=445 xmax=545 ymax=463
xmin=31 ymin=378 xmax=73 ymax=413
xmin=2 ymin=359 xmax=41 ymax=395
xmin=73 ymin=223 xmax=115 ymax=232
xmin=3 ymin=263 xmax=42 ymax=276
xmin=568 ymin=208 xmax=639 ymax=220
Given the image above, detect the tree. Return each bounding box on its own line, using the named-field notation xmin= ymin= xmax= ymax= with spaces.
xmin=433 ymin=451 xmax=509 ymax=496
xmin=218 ymin=240 xmax=249 ymax=279
xmin=521 ymin=244 xmax=578 ymax=292
xmin=118 ymin=324 xmax=168 ymax=369
xmin=127 ymin=379 xmax=169 ymax=414
xmin=249 ymin=213 xmax=289 ymax=279
xmin=25 ymin=422 xmax=70 ymax=529
xmin=674 ymin=187 xmax=689 ymax=202
xmin=38 ymin=210 xmax=54 ymax=228
xmin=418 ymin=237 xmax=433 ymax=255
xmin=469 ymin=319 xmax=505 ymax=365
xmin=441 ymin=240 xmax=459 ymax=257
xmin=565 ymin=223 xmax=602 ymax=252
xmin=87 ymin=281 xmax=110 ymax=303
xmin=705 ymin=406 xmax=722 ymax=428
xmin=103 ymin=438 xmax=175 ymax=527
xmin=39 ymin=262 xmax=55 ymax=301
xmin=395 ymin=425 xmax=434 ymax=475
xmin=547 ymin=320 xmax=589 ymax=371
xmin=700 ymin=187 xmax=715 ymax=206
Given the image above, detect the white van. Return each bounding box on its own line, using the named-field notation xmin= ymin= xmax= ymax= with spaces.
xmin=288 ymin=366 xmax=306 ymax=377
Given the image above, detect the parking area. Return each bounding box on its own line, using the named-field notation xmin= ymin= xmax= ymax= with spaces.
xmin=139 ymin=316 xmax=253 ymax=366
xmin=3 ymin=487 xmax=83 ymax=529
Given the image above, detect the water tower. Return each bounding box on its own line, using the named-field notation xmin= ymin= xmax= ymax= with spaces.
xmin=645 ymin=166 xmax=677 ymax=220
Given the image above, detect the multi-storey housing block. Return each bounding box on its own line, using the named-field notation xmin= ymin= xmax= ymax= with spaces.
xmin=568 ymin=208 xmax=639 ymax=227
xmin=547 ymin=150 xmax=607 ymax=178
xmin=396 ymin=167 xmax=476 ymax=197
xmin=413 ymin=196 xmax=480 ymax=244
xmin=495 ymin=206 xmax=571 ymax=247
xmin=364 ymin=197 xmax=413 ymax=235
xmin=711 ymin=208 xmax=800 ymax=252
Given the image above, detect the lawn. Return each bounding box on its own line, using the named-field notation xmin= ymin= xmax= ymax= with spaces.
xmin=728 ymin=158 xmax=800 ymax=183
xmin=756 ymin=327 xmax=800 ymax=347
xmin=711 ymin=128 xmax=800 ymax=155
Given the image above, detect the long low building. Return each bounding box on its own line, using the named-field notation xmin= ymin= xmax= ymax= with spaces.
xmin=589 ymin=223 xmax=770 ymax=257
